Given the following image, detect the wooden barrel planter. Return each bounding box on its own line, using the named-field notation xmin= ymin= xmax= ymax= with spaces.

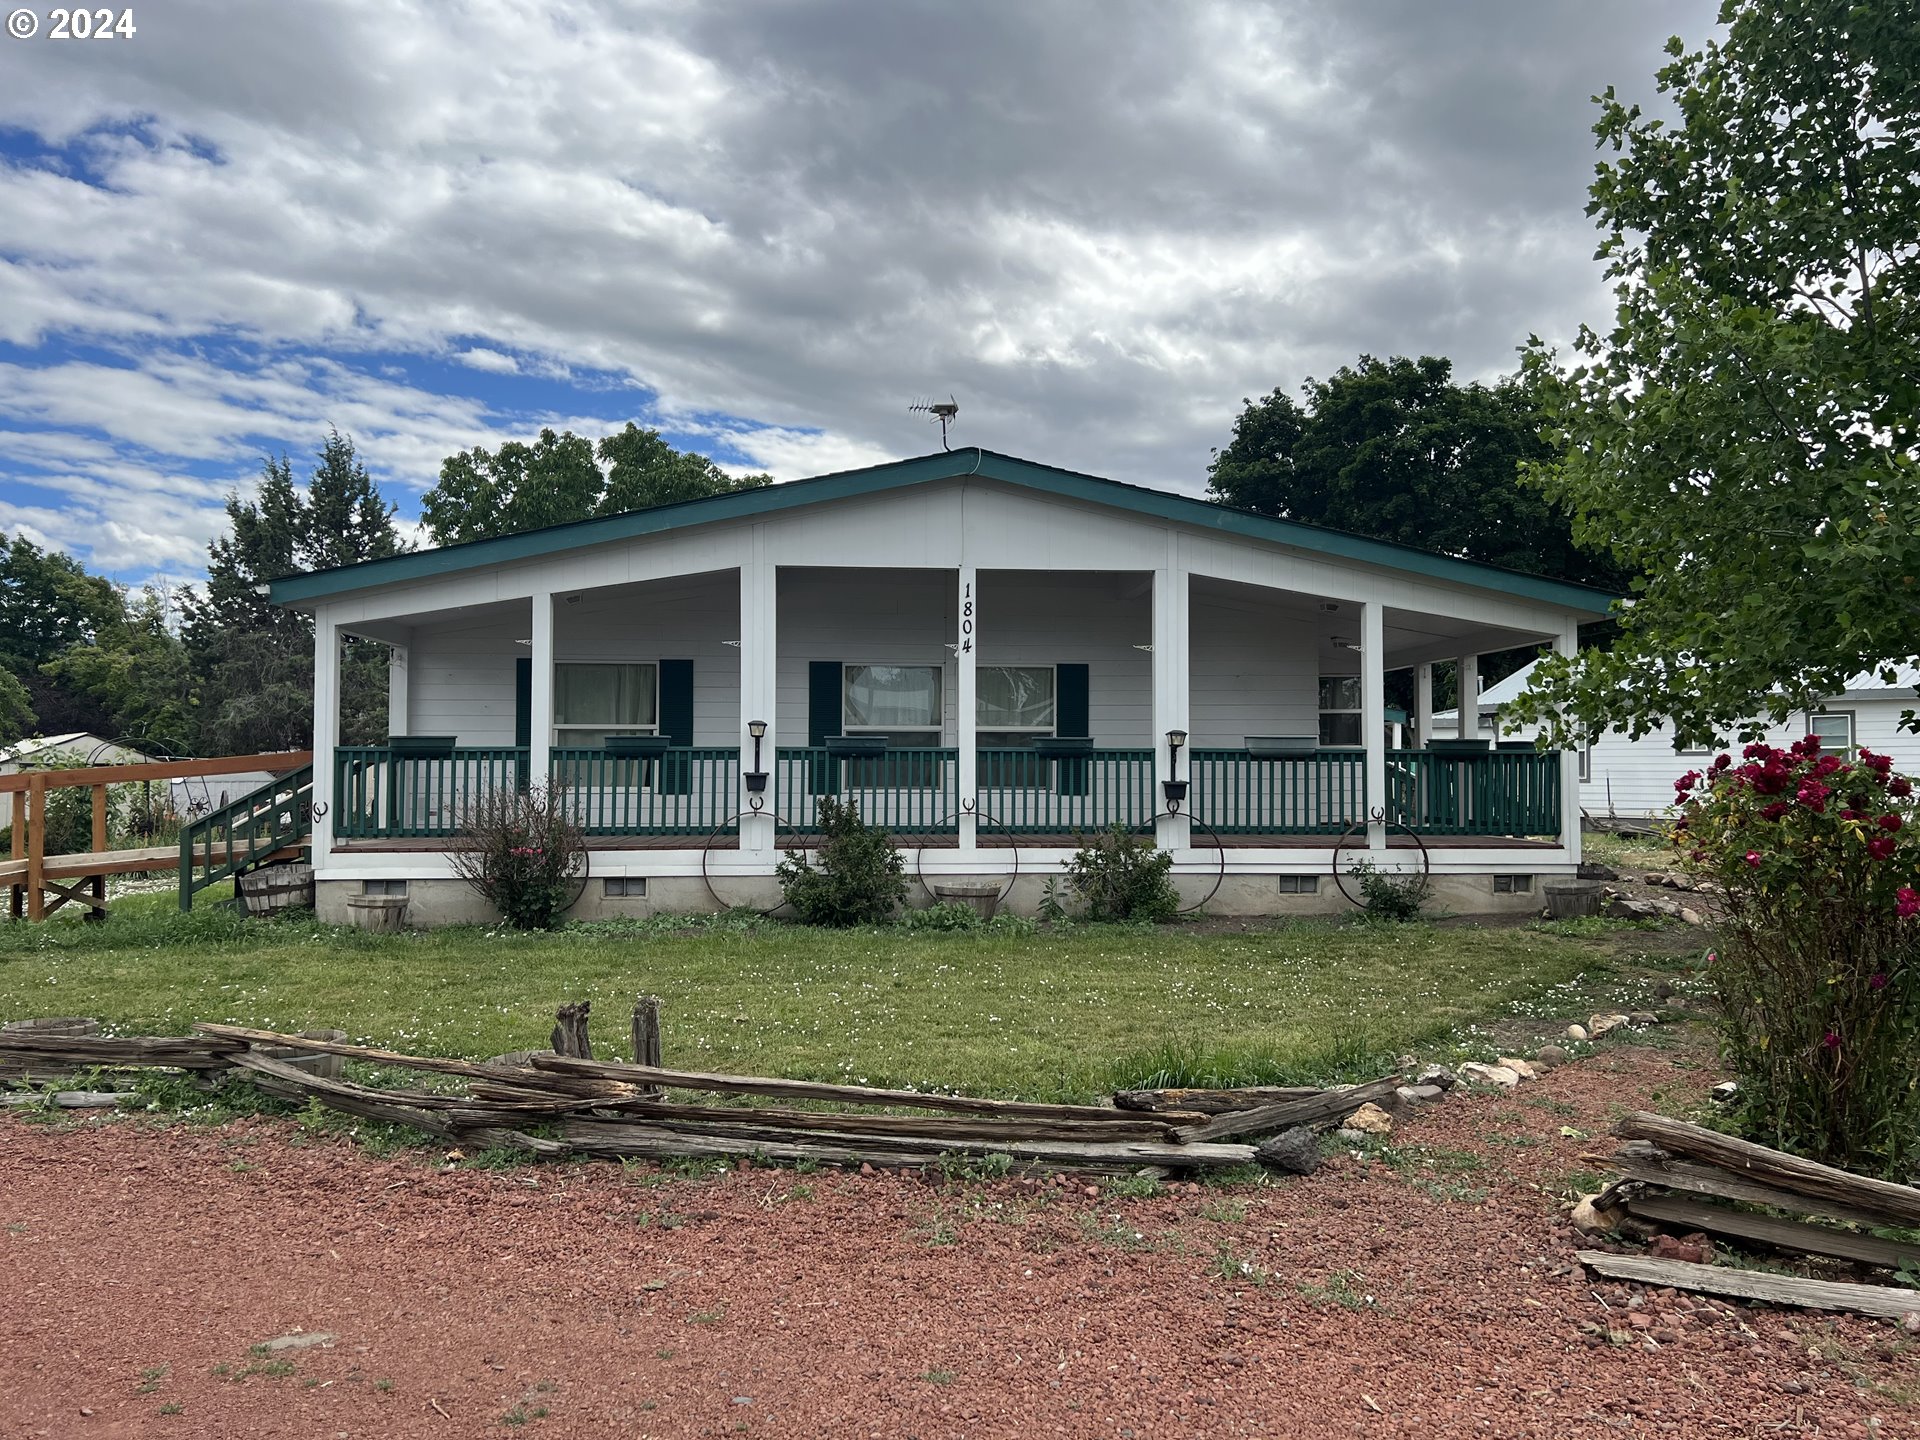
xmin=931 ymin=882 xmax=1002 ymax=921
xmin=344 ymin=894 xmax=410 ymax=933
xmin=1544 ymin=883 xmax=1603 ymax=919
xmin=237 ymin=862 xmax=314 ymax=916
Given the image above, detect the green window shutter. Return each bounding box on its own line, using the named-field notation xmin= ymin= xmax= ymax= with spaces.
xmin=808 ymin=661 xmax=841 ymax=794
xmin=513 ymin=657 xmax=532 ymax=791
xmin=514 ymin=658 xmax=533 ymax=746
xmin=1056 ymin=663 xmax=1090 ymax=796
xmin=658 ymin=659 xmax=694 ymax=794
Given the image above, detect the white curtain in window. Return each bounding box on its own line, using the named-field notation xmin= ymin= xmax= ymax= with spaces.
xmin=844 ymin=665 xmax=940 ymax=727
xmin=555 ymin=663 xmax=657 ymax=726
xmin=977 ymin=666 xmax=1055 ymax=728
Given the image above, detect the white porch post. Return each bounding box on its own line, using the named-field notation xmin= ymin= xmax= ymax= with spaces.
xmin=529 ymin=591 xmax=554 ymax=793
xmin=1153 ymin=561 xmax=1190 ymax=853
xmin=1362 ymin=602 xmax=1386 ymax=854
xmin=386 ymin=635 xmax=410 ymax=738
xmin=311 ymin=609 xmax=339 ymax=859
xmin=956 ymin=565 xmax=978 ymax=853
xmin=1455 ymin=653 xmax=1479 ymax=739
xmin=1415 ymin=661 xmax=1434 ymax=749
xmin=1555 ymin=620 xmax=1583 ymax=864
xmin=739 ymin=539 xmax=778 ymax=856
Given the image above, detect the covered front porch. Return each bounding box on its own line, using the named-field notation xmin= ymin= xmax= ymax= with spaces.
xmin=319 ymin=566 xmax=1573 ymax=854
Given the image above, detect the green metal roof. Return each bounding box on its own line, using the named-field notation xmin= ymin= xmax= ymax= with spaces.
xmin=271 ymin=448 xmax=1620 ymax=614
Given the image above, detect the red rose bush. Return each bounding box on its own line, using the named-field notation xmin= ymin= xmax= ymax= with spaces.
xmin=1674 ymin=737 xmax=1920 ymax=1173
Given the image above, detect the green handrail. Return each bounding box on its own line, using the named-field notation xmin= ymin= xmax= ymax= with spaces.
xmin=978 ymin=748 xmax=1156 ymax=834
xmin=177 ymin=764 xmax=313 ymax=910
xmin=332 ymin=746 xmax=527 ymax=838
xmin=550 ymin=747 xmax=739 ymax=835
xmin=776 ymin=748 xmax=959 ymax=836
xmin=1188 ymin=748 xmax=1366 ymax=835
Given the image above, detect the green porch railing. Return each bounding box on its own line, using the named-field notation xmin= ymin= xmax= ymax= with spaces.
xmin=178 ymin=764 xmax=312 ymax=909
xmin=550 ymin=748 xmax=739 ymax=835
xmin=332 ymin=746 xmax=528 ymax=839
xmin=1188 ymin=748 xmax=1366 ymax=835
xmin=977 ymin=748 xmax=1157 ymax=834
xmin=1386 ymin=748 xmax=1562 ymax=837
xmin=776 ymin=747 xmax=959 ymax=835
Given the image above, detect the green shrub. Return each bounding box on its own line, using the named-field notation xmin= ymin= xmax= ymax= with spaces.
xmin=1675 ymin=738 xmax=1920 ymax=1174
xmin=1345 ymin=858 xmax=1429 ymax=922
xmin=1061 ymin=824 xmax=1179 ymax=923
xmin=777 ymin=798 xmax=907 ymax=926
xmin=448 ymin=783 xmax=587 ymax=930
xmin=899 ymin=901 xmax=986 ymax=932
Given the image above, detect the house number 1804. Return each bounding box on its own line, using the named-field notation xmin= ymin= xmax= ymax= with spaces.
xmin=960 ymin=582 xmax=973 ymax=654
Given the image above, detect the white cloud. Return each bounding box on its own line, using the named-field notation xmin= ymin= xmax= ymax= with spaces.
xmin=0 ymin=0 xmax=1721 ymax=577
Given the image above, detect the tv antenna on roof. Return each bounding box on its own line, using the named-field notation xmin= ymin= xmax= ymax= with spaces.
xmin=909 ymin=396 xmax=959 ymax=451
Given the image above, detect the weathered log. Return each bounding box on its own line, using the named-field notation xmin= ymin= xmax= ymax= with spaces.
xmin=558 ymin=1118 xmax=1255 ymax=1174
xmin=1575 ymin=1249 xmax=1920 ymax=1319
xmin=1614 ymin=1112 xmax=1920 ymax=1229
xmin=1608 ymin=1142 xmax=1903 ymax=1231
xmin=226 ymin=1051 xmax=587 ymax=1133
xmin=192 ymin=1024 xmax=629 ymax=1098
xmin=0 ymin=1032 xmax=239 ymax=1070
xmin=1186 ymin=1074 xmax=1403 ymax=1142
xmin=585 ymin=1099 xmax=1196 ymax=1146
xmin=551 ymin=1001 xmax=592 ymax=1060
xmin=1623 ymin=1192 xmax=1920 ymax=1271
xmin=1112 ymin=1085 xmax=1322 ymax=1115
xmin=527 ymin=1053 xmax=1209 ymax=1125
xmin=1 ymin=1090 xmax=128 ymax=1109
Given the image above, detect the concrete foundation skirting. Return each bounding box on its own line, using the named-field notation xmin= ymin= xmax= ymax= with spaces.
xmin=315 ymin=867 xmax=1557 ymax=926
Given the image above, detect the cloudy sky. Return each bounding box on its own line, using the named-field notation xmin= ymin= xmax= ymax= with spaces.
xmin=0 ymin=0 xmax=1718 ymax=590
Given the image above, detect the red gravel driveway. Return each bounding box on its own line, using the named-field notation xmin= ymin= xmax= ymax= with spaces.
xmin=4 ymin=1043 xmax=1913 ymax=1438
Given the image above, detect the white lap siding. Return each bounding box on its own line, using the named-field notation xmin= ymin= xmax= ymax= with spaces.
xmin=1187 ymin=587 xmax=1319 ymax=748
xmin=404 ymin=571 xmax=741 ymax=747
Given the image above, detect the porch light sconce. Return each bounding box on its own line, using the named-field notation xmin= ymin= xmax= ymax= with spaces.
xmin=1163 ymin=728 xmax=1189 ymax=812
xmin=744 ymin=719 xmax=769 ymax=802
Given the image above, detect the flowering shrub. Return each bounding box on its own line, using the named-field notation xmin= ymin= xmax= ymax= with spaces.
xmin=1674 ymin=737 xmax=1920 ymax=1174
xmin=448 ymin=784 xmax=587 ymax=930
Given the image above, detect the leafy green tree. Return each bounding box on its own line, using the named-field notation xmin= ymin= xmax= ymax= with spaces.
xmin=1208 ymin=355 xmax=1626 ymax=590
xmin=420 ymin=424 xmax=769 ymax=547
xmin=0 ymin=530 xmax=124 ymax=737
xmin=184 ymin=435 xmax=408 ymax=753
xmin=0 ymin=667 xmax=34 ymax=746
xmin=44 ymin=588 xmax=195 ymax=753
xmin=597 ymin=423 xmax=770 ymax=514
xmin=1507 ymin=0 xmax=1920 ymax=746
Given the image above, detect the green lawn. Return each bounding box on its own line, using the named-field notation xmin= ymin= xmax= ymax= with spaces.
xmin=0 ymin=894 xmax=1625 ymax=1101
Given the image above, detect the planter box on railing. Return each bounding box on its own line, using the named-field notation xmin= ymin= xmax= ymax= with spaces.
xmin=386 ymin=735 xmax=458 ymax=757
xmin=1244 ymin=735 xmax=1318 ymax=758
xmin=604 ymin=735 xmax=673 ymax=757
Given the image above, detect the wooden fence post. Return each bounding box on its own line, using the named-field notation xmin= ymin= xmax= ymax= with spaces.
xmin=25 ymin=771 xmax=45 ymax=922
xmin=632 ymin=996 xmax=663 ymax=1099
xmin=91 ymin=784 xmax=107 ymax=852
xmin=551 ymin=1001 xmax=592 ymax=1059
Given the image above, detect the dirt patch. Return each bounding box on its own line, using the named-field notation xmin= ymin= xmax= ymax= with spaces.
xmin=3 ymin=1036 xmax=1912 ymax=1438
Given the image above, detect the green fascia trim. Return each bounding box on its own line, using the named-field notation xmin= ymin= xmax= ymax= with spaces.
xmin=271 ymin=448 xmax=1620 ymax=615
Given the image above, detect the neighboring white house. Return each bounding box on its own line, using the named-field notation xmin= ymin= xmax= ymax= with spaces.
xmin=0 ymin=732 xmax=157 ymax=831
xmin=1443 ymin=660 xmax=1920 ymax=826
xmin=270 ymin=448 xmax=1617 ymax=922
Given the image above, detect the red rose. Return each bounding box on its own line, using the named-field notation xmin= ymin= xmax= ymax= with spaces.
xmin=1868 ymin=836 xmax=1897 ymax=860
xmin=1879 ymin=814 xmax=1903 ymax=833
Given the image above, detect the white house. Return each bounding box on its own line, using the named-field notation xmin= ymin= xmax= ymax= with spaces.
xmin=1448 ymin=660 xmax=1920 ymax=826
xmin=270 ymin=449 xmax=1616 ymax=922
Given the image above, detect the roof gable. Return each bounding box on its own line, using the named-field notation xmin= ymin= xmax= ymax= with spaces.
xmin=270 ymin=448 xmax=1620 ymax=614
